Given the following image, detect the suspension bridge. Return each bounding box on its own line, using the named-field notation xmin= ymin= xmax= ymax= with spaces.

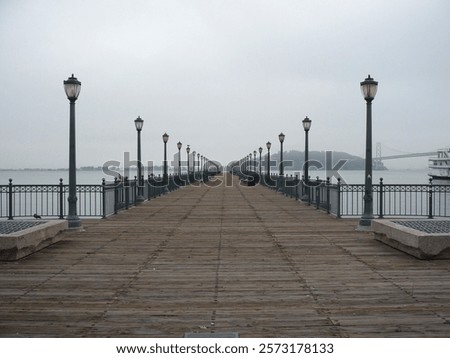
xmin=373 ymin=143 xmax=437 ymax=170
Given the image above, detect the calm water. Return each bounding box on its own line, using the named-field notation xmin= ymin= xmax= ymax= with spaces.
xmin=0 ymin=169 xmax=164 ymax=185
xmin=286 ymin=169 xmax=433 ymax=185
xmin=0 ymin=168 xmax=436 ymax=185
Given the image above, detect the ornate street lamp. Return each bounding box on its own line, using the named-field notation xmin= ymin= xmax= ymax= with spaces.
xmin=134 ymin=116 xmax=144 ymax=203
xmin=266 ymin=141 xmax=272 ymax=182
xmin=63 ymin=74 xmax=82 ymax=229
xmin=197 ymin=152 xmax=200 ymax=174
xmin=253 ymin=150 xmax=257 ymax=172
xmin=162 ymin=133 xmax=169 ymax=188
xmin=192 ymin=151 xmax=196 ymax=177
xmin=302 ymin=116 xmax=312 ymax=201
xmin=279 ymin=133 xmax=285 ymax=176
xmin=177 ymin=141 xmax=182 ymax=176
xmin=186 ymin=145 xmax=190 ymax=174
xmin=258 ymin=147 xmax=263 ymax=177
xmin=359 ymin=75 xmax=378 ymax=228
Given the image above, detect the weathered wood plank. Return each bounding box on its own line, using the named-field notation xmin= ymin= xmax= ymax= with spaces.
xmin=1 ymin=173 xmax=450 ymax=337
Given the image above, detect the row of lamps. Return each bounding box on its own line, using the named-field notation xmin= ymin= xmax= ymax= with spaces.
xmin=63 ymin=74 xmax=210 ymax=229
xmin=242 ymin=75 xmax=378 ymax=228
xmin=64 ymin=74 xmax=377 ymax=229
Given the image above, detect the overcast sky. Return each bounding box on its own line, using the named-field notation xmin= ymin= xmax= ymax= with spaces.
xmin=1 ymin=0 xmax=449 ymax=170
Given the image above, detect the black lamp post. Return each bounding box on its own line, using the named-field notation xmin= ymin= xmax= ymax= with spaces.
xmin=200 ymin=155 xmax=203 ymax=179
xmin=253 ymin=150 xmax=257 ymax=172
xmin=186 ymin=145 xmax=190 ymax=174
xmin=135 ymin=116 xmax=144 ymax=203
xmin=258 ymin=147 xmax=263 ymax=177
xmin=197 ymin=153 xmax=200 ymax=174
xmin=162 ymin=133 xmax=169 ymax=188
xmin=302 ymin=116 xmax=311 ymax=201
xmin=359 ymin=75 xmax=378 ymax=228
xmin=177 ymin=141 xmax=182 ymax=176
xmin=266 ymin=141 xmax=271 ymax=182
xmin=279 ymin=133 xmax=285 ymax=176
xmin=63 ymin=74 xmax=82 ymax=229
xmin=192 ymin=151 xmax=196 ymax=178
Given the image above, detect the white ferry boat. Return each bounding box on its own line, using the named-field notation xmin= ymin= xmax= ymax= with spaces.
xmin=429 ymin=147 xmax=450 ymax=180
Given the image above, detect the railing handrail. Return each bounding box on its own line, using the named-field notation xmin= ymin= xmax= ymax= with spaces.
xmin=230 ymin=170 xmax=450 ymax=219
xmin=3 ymin=174 xmax=449 ymax=220
xmin=1 ymin=171 xmax=218 ymax=220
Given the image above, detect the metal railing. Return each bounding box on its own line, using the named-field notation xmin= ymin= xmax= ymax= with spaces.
xmin=232 ymin=169 xmax=450 ymax=219
xmin=336 ymin=179 xmax=450 ymax=218
xmin=0 ymin=179 xmax=103 ymax=219
xmin=1 ymin=171 xmax=215 ymax=220
xmin=6 ymin=171 xmax=446 ymax=220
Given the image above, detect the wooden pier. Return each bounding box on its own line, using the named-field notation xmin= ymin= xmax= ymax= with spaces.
xmin=1 ymin=173 xmax=450 ymax=337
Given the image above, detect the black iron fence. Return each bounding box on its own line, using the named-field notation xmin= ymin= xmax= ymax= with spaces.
xmin=232 ymin=169 xmax=450 ymax=219
xmin=4 ymin=170 xmax=449 ymax=220
xmin=335 ymin=179 xmax=450 ymax=218
xmin=1 ymin=172 xmax=213 ymax=220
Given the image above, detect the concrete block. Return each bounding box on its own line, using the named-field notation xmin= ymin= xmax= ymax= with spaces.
xmin=372 ymin=219 xmax=450 ymax=259
xmin=0 ymin=220 xmax=68 ymax=261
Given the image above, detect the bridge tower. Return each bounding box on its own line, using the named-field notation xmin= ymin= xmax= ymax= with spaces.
xmin=373 ymin=142 xmax=387 ymax=170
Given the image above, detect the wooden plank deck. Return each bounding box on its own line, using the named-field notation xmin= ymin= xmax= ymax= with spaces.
xmin=1 ymin=173 xmax=450 ymax=337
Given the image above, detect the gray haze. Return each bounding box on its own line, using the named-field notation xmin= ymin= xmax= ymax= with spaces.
xmin=1 ymin=0 xmax=449 ymax=170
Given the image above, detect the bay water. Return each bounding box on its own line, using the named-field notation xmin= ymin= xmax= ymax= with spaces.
xmin=0 ymin=168 xmax=436 ymax=185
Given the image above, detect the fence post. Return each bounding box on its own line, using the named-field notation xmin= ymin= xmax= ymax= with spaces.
xmin=289 ymin=175 xmax=293 ymax=198
xmin=308 ymin=179 xmax=312 ymax=206
xmin=102 ymin=178 xmax=106 ymax=219
xmin=326 ymin=177 xmax=330 ymax=214
xmin=125 ymin=177 xmax=129 ymax=210
xmin=114 ymin=177 xmax=118 ymax=214
xmin=295 ymin=175 xmax=299 ymax=201
xmin=8 ymin=179 xmax=13 ymax=220
xmin=337 ymin=178 xmax=341 ymax=219
xmin=378 ymin=177 xmax=384 ymax=218
xmin=59 ymin=178 xmax=64 ymax=219
xmin=315 ymin=181 xmax=320 ymax=209
xmin=134 ymin=176 xmax=138 ymax=206
xmin=428 ymin=178 xmax=433 ymax=219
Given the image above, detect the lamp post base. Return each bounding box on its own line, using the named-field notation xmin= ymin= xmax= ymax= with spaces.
xmin=136 ymin=195 xmax=145 ymax=204
xmin=357 ymin=217 xmax=373 ymax=231
xmin=67 ymin=215 xmax=82 ymax=230
xmin=301 ymin=186 xmax=310 ymax=202
xmin=277 ymin=176 xmax=283 ymax=192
